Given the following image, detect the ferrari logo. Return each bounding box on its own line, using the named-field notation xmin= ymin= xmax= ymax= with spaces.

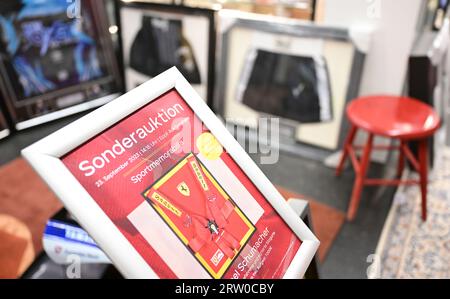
xmin=177 ymin=182 xmax=190 ymax=196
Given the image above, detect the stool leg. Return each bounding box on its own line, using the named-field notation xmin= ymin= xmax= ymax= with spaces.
xmin=397 ymin=140 xmax=405 ymax=177
xmin=336 ymin=125 xmax=358 ymax=176
xmin=347 ymin=133 xmax=374 ymax=221
xmin=418 ymin=139 xmax=428 ymax=221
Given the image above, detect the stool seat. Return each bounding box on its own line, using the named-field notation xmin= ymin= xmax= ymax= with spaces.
xmin=347 ymin=95 xmax=440 ymax=139
xmin=337 ymin=95 xmax=441 ymax=222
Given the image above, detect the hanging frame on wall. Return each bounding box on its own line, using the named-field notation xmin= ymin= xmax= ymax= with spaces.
xmin=215 ymin=10 xmax=369 ymax=161
xmin=0 ymin=0 xmax=123 ymax=130
xmin=118 ymin=1 xmax=216 ymax=108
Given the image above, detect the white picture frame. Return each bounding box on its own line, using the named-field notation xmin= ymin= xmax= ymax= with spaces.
xmin=119 ymin=1 xmax=216 ymax=107
xmin=22 ymin=67 xmax=319 ymax=279
xmin=215 ymin=10 xmax=369 ymax=160
xmin=0 ymin=109 xmax=10 ymax=140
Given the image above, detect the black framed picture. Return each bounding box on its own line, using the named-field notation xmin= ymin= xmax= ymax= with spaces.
xmin=0 ymin=0 xmax=123 ymax=129
xmin=119 ymin=1 xmax=216 ymax=107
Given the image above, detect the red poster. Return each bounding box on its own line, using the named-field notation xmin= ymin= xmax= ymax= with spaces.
xmin=62 ymin=90 xmax=301 ymax=278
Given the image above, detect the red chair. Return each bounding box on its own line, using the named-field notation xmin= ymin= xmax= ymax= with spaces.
xmin=336 ymin=95 xmax=441 ymax=221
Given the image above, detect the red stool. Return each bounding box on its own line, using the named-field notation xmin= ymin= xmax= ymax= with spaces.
xmin=336 ymin=95 xmax=441 ymax=221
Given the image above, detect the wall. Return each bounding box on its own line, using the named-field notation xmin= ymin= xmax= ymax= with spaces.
xmin=318 ymin=0 xmax=424 ymax=162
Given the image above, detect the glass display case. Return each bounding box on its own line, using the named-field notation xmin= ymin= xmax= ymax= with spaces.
xmin=215 ymin=10 xmax=369 ymax=160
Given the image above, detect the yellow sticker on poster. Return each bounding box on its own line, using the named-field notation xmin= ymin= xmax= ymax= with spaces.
xmin=196 ymin=132 xmax=223 ymax=160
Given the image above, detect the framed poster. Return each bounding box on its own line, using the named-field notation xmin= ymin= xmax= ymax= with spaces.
xmin=215 ymin=10 xmax=368 ymax=160
xmin=0 ymin=0 xmax=123 ymax=130
xmin=0 ymin=106 xmax=10 ymax=140
xmin=22 ymin=67 xmax=319 ymax=279
xmin=236 ymin=48 xmax=333 ymax=124
xmin=119 ymin=1 xmax=216 ymax=107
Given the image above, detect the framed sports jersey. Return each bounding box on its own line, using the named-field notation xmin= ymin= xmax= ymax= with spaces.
xmin=0 ymin=0 xmax=122 ymax=130
xmin=22 ymin=67 xmax=319 ymax=279
xmin=215 ymin=10 xmax=368 ymax=160
xmin=0 ymin=106 xmax=10 ymax=140
xmin=119 ymin=1 xmax=216 ymax=107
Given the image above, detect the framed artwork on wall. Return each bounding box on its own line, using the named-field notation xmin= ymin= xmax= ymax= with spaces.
xmin=119 ymin=1 xmax=216 ymax=107
xmin=0 ymin=0 xmax=123 ymax=130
